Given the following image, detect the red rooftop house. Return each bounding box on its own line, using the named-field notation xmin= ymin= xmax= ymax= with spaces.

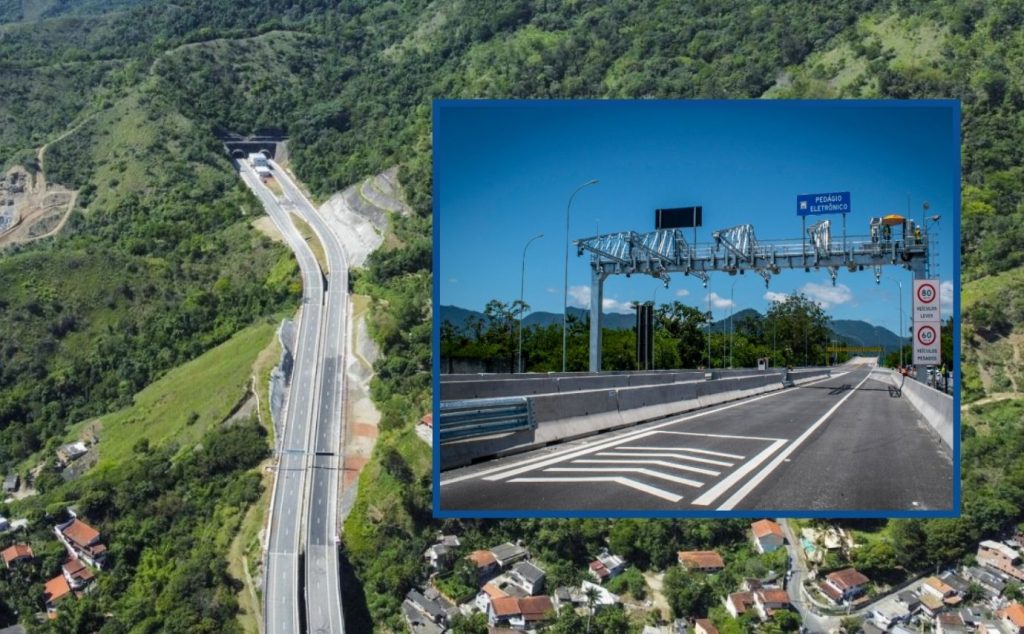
xmin=695 ymin=618 xmax=719 ymax=634
xmin=54 ymin=516 xmax=107 ymax=569
xmin=821 ymin=568 xmax=870 ymax=604
xmin=1001 ymin=603 xmax=1024 ymax=634
xmin=43 ymin=575 xmax=73 ymax=616
xmin=63 ymin=558 xmax=96 ymax=591
xmin=751 ymin=520 xmax=785 ymax=554
xmin=2 ymin=543 xmax=33 ymax=568
xmin=679 ymin=550 xmax=725 ymax=573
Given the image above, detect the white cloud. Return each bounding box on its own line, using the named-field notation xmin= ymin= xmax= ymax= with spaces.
xmin=940 ymin=280 xmax=953 ymax=317
xmin=568 ymin=285 xmax=634 ymax=314
xmin=763 ymin=290 xmax=789 ymax=303
xmin=447 ymin=278 xmax=458 ymax=284
xmin=567 ymin=285 xmax=590 ymax=307
xmin=603 ymin=298 xmax=634 ymax=313
xmin=800 ymin=282 xmax=853 ymax=308
xmin=547 ymin=287 xmax=559 ymax=294
xmin=704 ymin=292 xmax=735 ymax=310
xmin=675 ymin=288 xmax=690 ymax=298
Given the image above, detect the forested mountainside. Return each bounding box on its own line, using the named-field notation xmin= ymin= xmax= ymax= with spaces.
xmin=0 ymin=0 xmax=1022 ymax=632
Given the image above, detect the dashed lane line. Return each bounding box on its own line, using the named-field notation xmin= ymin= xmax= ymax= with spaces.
xmin=508 ymin=476 xmax=683 ymax=502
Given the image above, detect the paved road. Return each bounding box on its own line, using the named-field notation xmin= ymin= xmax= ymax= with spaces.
xmin=238 ymin=160 xmax=348 ymax=634
xmin=239 ymin=161 xmax=323 ymax=634
xmin=440 ymin=368 xmax=953 ymax=512
xmin=273 ymin=161 xmax=348 ymax=634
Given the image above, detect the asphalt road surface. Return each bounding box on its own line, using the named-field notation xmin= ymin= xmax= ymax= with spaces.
xmin=273 ymin=161 xmax=348 ymax=634
xmin=440 ymin=368 xmax=953 ymax=513
xmin=239 ymin=161 xmax=323 ymax=634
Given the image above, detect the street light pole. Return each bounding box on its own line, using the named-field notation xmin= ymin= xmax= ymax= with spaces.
xmin=898 ymin=280 xmax=904 ymax=370
xmin=519 ymin=233 xmax=543 ymax=374
xmin=729 ymin=280 xmax=737 ymax=368
xmin=652 ymin=285 xmax=660 ymax=371
xmin=563 ymin=179 xmax=599 ymax=373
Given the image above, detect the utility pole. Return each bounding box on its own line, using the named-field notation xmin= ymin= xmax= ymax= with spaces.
xmin=562 ymin=179 xmax=598 ymax=372
xmin=518 ymin=233 xmax=543 ymax=373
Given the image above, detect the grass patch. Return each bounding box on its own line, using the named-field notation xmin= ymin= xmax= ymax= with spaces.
xmin=963 ymin=266 xmax=1024 ymax=312
xmin=228 ymin=466 xmax=274 ymax=634
xmin=65 ymin=321 xmax=278 ymax=469
xmin=289 ymin=211 xmax=329 ymax=276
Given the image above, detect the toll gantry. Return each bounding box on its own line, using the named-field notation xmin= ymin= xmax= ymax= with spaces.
xmin=574 ymin=215 xmax=930 ymax=372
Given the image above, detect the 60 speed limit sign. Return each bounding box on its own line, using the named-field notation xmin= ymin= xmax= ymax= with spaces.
xmin=913 ymin=322 xmax=941 ymax=365
xmin=913 ymin=279 xmax=941 ymax=322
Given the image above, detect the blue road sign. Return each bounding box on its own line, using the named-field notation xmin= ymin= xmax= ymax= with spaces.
xmin=797 ymin=192 xmax=851 ymax=216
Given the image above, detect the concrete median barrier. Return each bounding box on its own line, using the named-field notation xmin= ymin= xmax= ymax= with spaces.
xmin=440 ymin=371 xmax=797 ymax=469
xmin=882 ymin=370 xmax=953 ymax=451
xmin=616 ymin=382 xmax=700 ymax=425
xmin=787 ymin=368 xmax=832 ymax=385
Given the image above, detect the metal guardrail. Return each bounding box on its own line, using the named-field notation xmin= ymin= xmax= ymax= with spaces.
xmin=439 ymin=397 xmax=535 ymax=442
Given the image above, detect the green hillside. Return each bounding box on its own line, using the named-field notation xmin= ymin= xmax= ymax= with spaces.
xmin=1 ymin=0 xmax=1024 ymax=632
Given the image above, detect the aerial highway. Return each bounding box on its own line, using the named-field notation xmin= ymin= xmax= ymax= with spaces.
xmin=273 ymin=160 xmax=348 ymax=634
xmin=440 ymin=365 xmax=953 ymax=513
xmin=236 ymin=156 xmax=347 ymax=634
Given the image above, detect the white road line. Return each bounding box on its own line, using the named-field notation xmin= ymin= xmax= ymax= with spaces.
xmin=544 ymin=466 xmax=704 ymax=487
xmin=445 ymin=374 xmax=841 ymax=486
xmin=475 ymin=430 xmax=660 ymax=482
xmin=716 ymin=372 xmax=872 ymax=510
xmin=509 ymin=476 xmax=683 ymax=502
xmin=602 ymin=450 xmax=734 ymax=466
xmin=618 ymin=445 xmax=745 ymax=460
xmin=574 ymin=459 xmax=723 ymax=476
xmin=594 ymin=453 xmax=722 ymax=474
xmin=691 ymin=439 xmax=788 ymax=506
xmin=654 ymin=430 xmax=782 ymax=441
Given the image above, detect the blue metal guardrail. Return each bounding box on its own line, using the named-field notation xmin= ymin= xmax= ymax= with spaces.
xmin=439 ymin=396 xmax=535 ymax=443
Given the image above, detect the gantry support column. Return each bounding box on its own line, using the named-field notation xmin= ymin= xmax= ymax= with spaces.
xmin=589 ymin=267 xmax=609 ymax=372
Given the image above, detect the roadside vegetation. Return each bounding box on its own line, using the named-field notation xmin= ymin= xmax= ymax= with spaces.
xmin=0 ymin=0 xmax=1024 ymax=632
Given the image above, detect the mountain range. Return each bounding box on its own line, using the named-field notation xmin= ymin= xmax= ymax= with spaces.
xmin=440 ymin=304 xmax=908 ymax=353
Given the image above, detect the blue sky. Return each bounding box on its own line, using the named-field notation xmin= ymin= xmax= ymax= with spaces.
xmin=436 ymin=100 xmax=958 ymax=336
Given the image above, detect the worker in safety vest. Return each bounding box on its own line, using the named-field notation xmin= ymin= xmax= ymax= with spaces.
xmin=882 ymin=224 xmax=891 ymax=241
xmin=914 ymin=226 xmax=922 ymax=244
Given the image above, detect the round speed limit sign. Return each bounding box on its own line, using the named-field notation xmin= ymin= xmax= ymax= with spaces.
xmin=917 ymin=282 xmax=936 ymax=304
xmin=917 ymin=325 xmax=937 ymax=346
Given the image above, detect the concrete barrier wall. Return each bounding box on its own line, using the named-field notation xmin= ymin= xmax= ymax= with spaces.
xmin=788 ymin=368 xmax=832 ymax=385
xmin=440 ymin=372 xmax=789 ymax=469
xmin=883 ymin=370 xmax=953 ymax=451
xmin=441 ymin=369 xmax=770 ymax=400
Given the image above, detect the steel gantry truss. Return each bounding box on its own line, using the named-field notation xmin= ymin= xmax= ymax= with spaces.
xmin=574 ymin=220 xmax=930 ymax=372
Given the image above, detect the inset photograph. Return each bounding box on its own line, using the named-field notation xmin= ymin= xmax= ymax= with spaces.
xmin=434 ymin=100 xmax=959 ymax=516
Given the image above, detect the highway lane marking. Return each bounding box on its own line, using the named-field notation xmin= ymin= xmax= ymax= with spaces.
xmin=544 ymin=467 xmax=704 ymax=487
xmin=442 ymin=373 xmax=841 ymax=487
xmin=691 ymin=439 xmax=788 ymax=506
xmin=574 ymin=458 xmax=721 ymax=476
xmin=619 ymin=445 xmax=745 ymax=460
xmin=715 ymin=372 xmax=873 ymax=510
xmin=599 ymin=450 xmax=734 ymax=466
xmin=593 ymin=453 xmax=722 ymax=474
xmin=508 ymin=476 xmax=683 ymax=502
xmin=654 ymin=430 xmax=781 ymax=441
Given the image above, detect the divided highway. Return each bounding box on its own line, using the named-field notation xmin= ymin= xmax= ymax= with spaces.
xmin=236 ymin=158 xmax=347 ymax=634
xmin=440 ymin=367 xmax=953 ymax=512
